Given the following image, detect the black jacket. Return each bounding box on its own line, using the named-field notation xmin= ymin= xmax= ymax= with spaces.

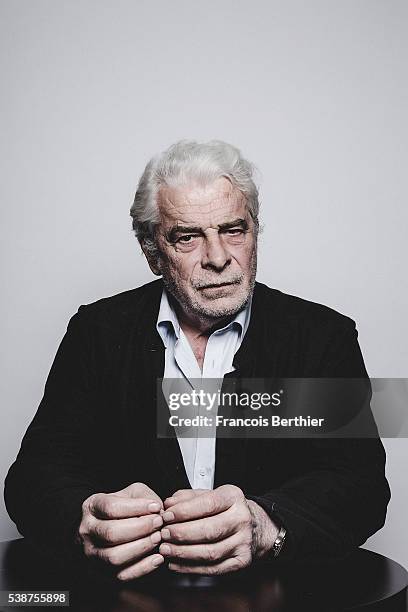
xmin=4 ymin=279 xmax=390 ymax=564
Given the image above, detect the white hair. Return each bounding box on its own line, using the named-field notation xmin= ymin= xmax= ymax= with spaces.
xmin=130 ymin=139 xmax=260 ymax=256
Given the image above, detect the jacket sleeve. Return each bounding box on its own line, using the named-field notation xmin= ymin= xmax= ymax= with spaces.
xmin=246 ymin=320 xmax=391 ymax=562
xmin=4 ymin=307 xmax=102 ymax=565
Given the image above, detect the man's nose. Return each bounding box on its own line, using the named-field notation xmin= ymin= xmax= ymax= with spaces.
xmin=201 ymin=234 xmax=231 ymax=271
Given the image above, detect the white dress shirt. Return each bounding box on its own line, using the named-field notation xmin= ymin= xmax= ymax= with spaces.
xmin=156 ymin=288 xmax=252 ymax=490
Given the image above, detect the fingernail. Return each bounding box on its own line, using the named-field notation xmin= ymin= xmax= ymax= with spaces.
xmin=165 ymin=497 xmax=175 ymax=504
xmin=163 ymin=511 xmax=175 ymax=522
xmin=152 ymin=554 xmax=164 ymax=567
xmin=160 ymin=543 xmax=171 ymax=555
xmin=148 ymin=502 xmax=161 ymax=512
xmin=161 ymin=528 xmax=170 ymax=540
xmin=153 ymin=515 xmax=163 ymax=528
xmin=151 ymin=531 xmax=161 ymax=544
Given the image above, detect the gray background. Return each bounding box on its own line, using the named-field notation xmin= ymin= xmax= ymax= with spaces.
xmin=1 ymin=0 xmax=407 ymax=567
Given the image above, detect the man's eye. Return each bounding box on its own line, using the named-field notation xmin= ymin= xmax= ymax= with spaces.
xmin=177 ymin=235 xmax=196 ymax=243
xmin=225 ymin=229 xmax=244 ymax=235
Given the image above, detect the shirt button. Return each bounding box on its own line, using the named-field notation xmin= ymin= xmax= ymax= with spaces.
xmin=199 ymin=468 xmax=206 ymax=477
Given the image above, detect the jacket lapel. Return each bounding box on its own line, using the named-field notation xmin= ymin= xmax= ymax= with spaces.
xmin=139 ymin=281 xmax=190 ymax=492
xmin=148 ymin=339 xmax=191 ymax=492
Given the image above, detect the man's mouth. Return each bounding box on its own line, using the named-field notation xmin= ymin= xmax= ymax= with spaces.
xmin=199 ymin=282 xmax=236 ymax=289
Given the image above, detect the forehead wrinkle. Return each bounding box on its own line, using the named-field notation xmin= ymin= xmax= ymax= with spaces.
xmin=158 ymin=191 xmax=246 ymax=216
xmin=166 ymin=205 xmax=248 ymax=233
xmin=157 ymin=180 xmax=249 ymax=233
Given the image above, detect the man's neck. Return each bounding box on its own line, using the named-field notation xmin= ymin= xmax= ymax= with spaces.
xmin=172 ymin=299 xmax=236 ymax=341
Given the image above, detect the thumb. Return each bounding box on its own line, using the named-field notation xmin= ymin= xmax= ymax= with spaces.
xmin=118 ymin=482 xmax=163 ymax=507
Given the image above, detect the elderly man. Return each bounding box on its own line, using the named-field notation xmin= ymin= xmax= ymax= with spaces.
xmin=4 ymin=140 xmax=390 ymax=582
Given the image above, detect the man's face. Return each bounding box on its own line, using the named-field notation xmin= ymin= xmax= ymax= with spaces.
xmin=149 ymin=177 xmax=257 ymax=322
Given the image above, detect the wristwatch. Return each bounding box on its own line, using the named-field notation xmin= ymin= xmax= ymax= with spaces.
xmin=271 ymin=525 xmax=286 ymax=557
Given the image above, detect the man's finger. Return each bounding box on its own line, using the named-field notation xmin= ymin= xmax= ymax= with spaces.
xmin=90 ymin=513 xmax=163 ymax=546
xmin=117 ymin=554 xmax=164 ymax=581
xmin=164 ymin=490 xmax=207 ymax=509
xmin=162 ymin=489 xmax=232 ymax=523
xmin=159 ymin=532 xmax=241 ymax=563
xmin=96 ymin=531 xmax=162 ymax=567
xmin=117 ymin=482 xmax=162 ymax=503
xmin=171 ymin=489 xmax=207 ymax=498
xmin=161 ymin=509 xmax=235 ymax=544
xmin=90 ymin=494 xmax=162 ymax=519
xmin=167 ymin=556 xmax=244 ymax=575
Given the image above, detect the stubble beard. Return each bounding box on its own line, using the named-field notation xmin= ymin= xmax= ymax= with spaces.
xmin=159 ymin=249 xmax=257 ymax=325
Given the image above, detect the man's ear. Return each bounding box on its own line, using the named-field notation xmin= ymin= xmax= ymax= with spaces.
xmin=140 ymin=240 xmax=162 ymax=276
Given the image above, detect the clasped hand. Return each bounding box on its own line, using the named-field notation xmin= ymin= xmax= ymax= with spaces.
xmin=78 ymin=483 xmax=278 ymax=582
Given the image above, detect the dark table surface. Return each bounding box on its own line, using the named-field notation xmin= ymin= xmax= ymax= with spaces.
xmin=0 ymin=539 xmax=407 ymax=611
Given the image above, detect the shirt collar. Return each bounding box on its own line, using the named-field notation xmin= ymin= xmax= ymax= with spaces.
xmin=156 ymin=287 xmax=181 ymax=344
xmin=156 ymin=287 xmax=253 ymax=348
